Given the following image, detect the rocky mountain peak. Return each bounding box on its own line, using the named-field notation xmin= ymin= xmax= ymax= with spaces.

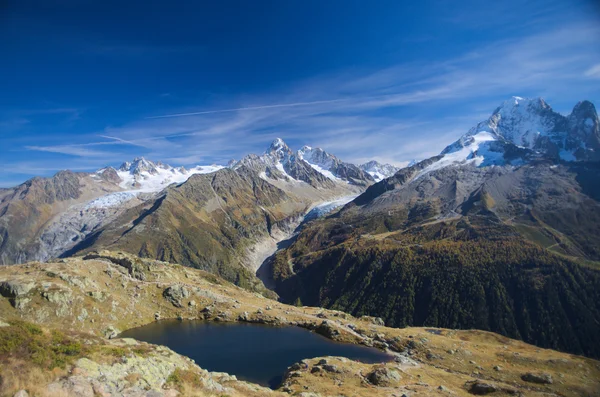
xmin=493 ymin=96 xmax=548 ymax=114
xmin=485 ymin=96 xmax=563 ymax=149
xmin=359 ymin=161 xmax=400 ymax=181
xmin=439 ymin=97 xmax=600 ymax=171
xmin=119 ymin=157 xmax=159 ymax=175
xmin=297 ymin=146 xmax=336 ymax=168
xmin=568 ymin=100 xmax=600 ymax=150
xmin=266 ymin=138 xmax=292 ymax=159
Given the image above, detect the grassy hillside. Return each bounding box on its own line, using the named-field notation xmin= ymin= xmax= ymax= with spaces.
xmin=0 ymin=251 xmax=598 ymax=396
xmin=273 ymin=213 xmax=600 ymax=359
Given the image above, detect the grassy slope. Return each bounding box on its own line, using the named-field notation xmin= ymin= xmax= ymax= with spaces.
xmin=273 ymin=211 xmax=600 ymax=359
xmin=1 ymin=252 xmax=599 ymax=396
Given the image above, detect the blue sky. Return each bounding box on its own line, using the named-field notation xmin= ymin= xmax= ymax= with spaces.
xmin=1 ymin=0 xmax=600 ymax=187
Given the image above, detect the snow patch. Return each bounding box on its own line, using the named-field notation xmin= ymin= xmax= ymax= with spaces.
xmin=305 ymin=162 xmax=340 ymax=181
xmin=416 ymin=132 xmax=502 ymax=179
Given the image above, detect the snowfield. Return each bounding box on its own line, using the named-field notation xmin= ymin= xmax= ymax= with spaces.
xmin=116 ymin=164 xmax=224 ymax=192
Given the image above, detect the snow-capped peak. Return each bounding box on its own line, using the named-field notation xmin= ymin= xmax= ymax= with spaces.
xmin=100 ymin=156 xmax=223 ymax=193
xmin=359 ymin=161 xmax=400 ymax=181
xmin=423 ymin=97 xmax=600 ymax=179
xmin=297 ymin=146 xmax=336 ymax=169
xmin=267 ymin=138 xmax=292 ymax=156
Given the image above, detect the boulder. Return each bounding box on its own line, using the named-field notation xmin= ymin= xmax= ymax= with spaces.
xmin=13 ymin=391 xmax=29 ymax=397
xmin=163 ymin=285 xmax=189 ymax=308
xmin=103 ymin=325 xmax=120 ymax=339
xmin=0 ymin=281 xmax=34 ymax=298
xmin=288 ymin=361 xmax=309 ymax=372
xmin=469 ymin=381 xmax=498 ymax=395
xmin=521 ymin=372 xmax=553 ymax=384
xmin=322 ymin=364 xmax=341 ymax=373
xmin=366 ymin=367 xmax=401 ymax=386
xmin=315 ymin=320 xmax=340 ymax=339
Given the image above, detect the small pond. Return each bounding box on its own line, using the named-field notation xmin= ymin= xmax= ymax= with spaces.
xmin=120 ymin=320 xmax=393 ymax=388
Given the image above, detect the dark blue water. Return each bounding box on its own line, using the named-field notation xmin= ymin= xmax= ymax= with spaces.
xmin=120 ymin=320 xmax=392 ymax=388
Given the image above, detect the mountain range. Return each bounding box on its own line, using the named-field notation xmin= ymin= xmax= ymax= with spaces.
xmin=264 ymin=97 xmax=600 ymax=358
xmin=0 ymin=138 xmax=398 ymax=292
xmin=1 ymin=96 xmax=600 ymax=359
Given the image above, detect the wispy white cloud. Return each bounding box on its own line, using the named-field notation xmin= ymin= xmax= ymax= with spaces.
xmin=100 ymin=23 xmax=597 ymax=167
xmin=25 ymin=145 xmax=113 ymax=157
xmin=7 ymin=21 xmax=600 ymax=183
xmin=585 ymin=64 xmax=600 ymax=79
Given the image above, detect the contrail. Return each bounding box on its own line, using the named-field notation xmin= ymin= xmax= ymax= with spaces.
xmin=146 ymin=98 xmax=353 ymax=119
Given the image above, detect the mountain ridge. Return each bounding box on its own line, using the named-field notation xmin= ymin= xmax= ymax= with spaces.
xmin=265 ymin=97 xmax=600 ymax=359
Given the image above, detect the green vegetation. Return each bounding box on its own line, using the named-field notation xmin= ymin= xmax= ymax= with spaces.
xmin=166 ymin=368 xmax=202 ymax=389
xmin=275 ymin=214 xmax=600 ymax=359
xmin=0 ymin=321 xmax=86 ymax=369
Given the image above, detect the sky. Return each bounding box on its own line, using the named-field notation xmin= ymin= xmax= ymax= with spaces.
xmin=1 ymin=0 xmax=600 ymax=187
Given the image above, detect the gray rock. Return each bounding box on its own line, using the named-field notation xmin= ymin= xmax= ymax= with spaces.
xmin=366 ymin=367 xmax=402 ymax=386
xmin=0 ymin=281 xmax=35 ymax=305
xmin=200 ymin=306 xmax=214 ymax=319
xmin=521 ymin=372 xmax=553 ymax=384
xmin=104 ymin=325 xmax=120 ymax=339
xmin=163 ymin=285 xmax=189 ymax=308
xmin=315 ymin=320 xmax=340 ymax=339
xmin=238 ymin=311 xmax=249 ymax=321
xmin=469 ymin=381 xmax=498 ymax=395
xmin=13 ymin=390 xmax=29 ymax=397
xmin=322 ymin=364 xmax=341 ymax=373
xmin=288 ymin=361 xmax=309 ymax=371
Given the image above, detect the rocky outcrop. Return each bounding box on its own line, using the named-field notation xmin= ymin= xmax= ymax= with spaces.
xmin=163 ymin=285 xmax=189 ymax=308
xmin=468 ymin=381 xmax=498 ymax=395
xmin=0 ymin=280 xmax=35 ymax=298
xmin=521 ymin=372 xmax=553 ymax=384
xmin=366 ymin=366 xmax=402 ymax=386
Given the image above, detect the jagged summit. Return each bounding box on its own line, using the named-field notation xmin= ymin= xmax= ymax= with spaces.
xmin=120 ymin=157 xmax=159 ymax=175
xmin=432 ymin=97 xmax=600 ymax=177
xmin=359 ymin=161 xmax=400 ymax=181
xmin=106 ymin=156 xmax=223 ymax=192
xmin=232 ymin=138 xmax=377 ymax=187
xmin=266 ymin=137 xmax=292 ymax=157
